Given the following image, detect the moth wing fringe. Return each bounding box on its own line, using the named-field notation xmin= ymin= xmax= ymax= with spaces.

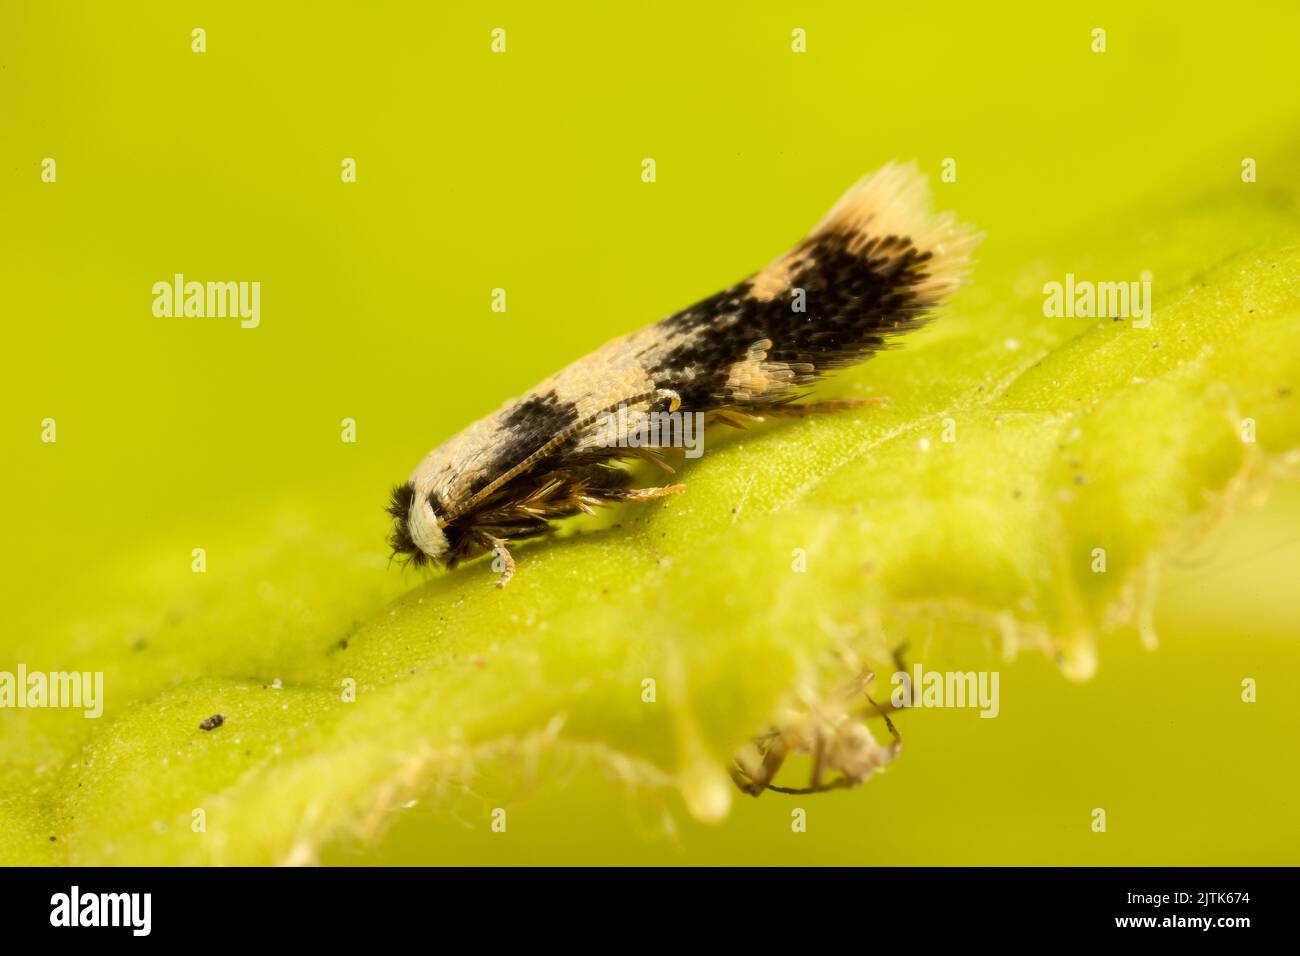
xmin=807 ymin=159 xmax=983 ymax=305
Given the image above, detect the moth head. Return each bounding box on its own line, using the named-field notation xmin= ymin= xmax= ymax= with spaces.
xmin=386 ymin=481 xmax=449 ymax=566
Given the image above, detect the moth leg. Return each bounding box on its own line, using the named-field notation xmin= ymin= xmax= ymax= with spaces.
xmin=605 ymin=484 xmax=686 ymax=504
xmin=760 ymin=397 xmax=889 ymax=418
xmin=624 ymin=446 xmax=677 ymax=474
xmin=477 ymin=533 xmax=516 ymax=589
xmin=710 ymin=409 xmax=767 ymax=429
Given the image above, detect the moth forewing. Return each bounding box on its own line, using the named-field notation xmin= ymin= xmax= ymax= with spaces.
xmin=388 ymin=162 xmax=980 ymax=585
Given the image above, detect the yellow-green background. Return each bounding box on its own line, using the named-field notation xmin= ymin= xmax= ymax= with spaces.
xmin=2 ymin=1 xmax=1297 ymax=864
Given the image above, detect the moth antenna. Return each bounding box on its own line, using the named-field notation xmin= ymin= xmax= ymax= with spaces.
xmin=443 ymin=389 xmax=667 ymax=523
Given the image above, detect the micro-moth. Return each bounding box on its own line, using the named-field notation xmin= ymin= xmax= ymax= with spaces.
xmin=388 ymin=163 xmax=980 ymax=586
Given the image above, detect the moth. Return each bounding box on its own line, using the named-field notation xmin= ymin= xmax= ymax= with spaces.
xmin=388 ymin=162 xmax=980 ymax=586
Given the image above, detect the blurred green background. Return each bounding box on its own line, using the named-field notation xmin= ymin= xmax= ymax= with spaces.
xmin=2 ymin=1 xmax=1298 ymax=864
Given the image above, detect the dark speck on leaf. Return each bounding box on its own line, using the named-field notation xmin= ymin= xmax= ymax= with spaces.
xmin=199 ymin=714 xmax=225 ymax=731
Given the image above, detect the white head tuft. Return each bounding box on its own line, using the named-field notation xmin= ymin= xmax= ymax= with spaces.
xmin=408 ymin=494 xmax=449 ymax=560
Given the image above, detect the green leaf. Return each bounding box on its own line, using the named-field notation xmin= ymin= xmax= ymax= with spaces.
xmin=4 ymin=178 xmax=1298 ymax=866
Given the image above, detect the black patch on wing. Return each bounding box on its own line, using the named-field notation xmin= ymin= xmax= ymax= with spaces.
xmin=650 ymin=229 xmax=933 ymax=408
xmin=470 ymin=391 xmax=582 ymax=496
